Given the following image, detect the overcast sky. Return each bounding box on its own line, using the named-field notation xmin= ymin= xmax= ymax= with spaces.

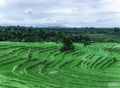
xmin=0 ymin=0 xmax=120 ymax=27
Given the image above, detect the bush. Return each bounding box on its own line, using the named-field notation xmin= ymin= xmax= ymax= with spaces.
xmin=60 ymin=36 xmax=75 ymax=52
xmin=113 ymin=57 xmax=117 ymax=62
xmin=83 ymin=41 xmax=91 ymax=47
xmin=82 ymin=36 xmax=91 ymax=47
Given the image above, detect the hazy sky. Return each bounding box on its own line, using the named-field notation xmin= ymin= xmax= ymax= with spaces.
xmin=0 ymin=0 xmax=120 ymax=27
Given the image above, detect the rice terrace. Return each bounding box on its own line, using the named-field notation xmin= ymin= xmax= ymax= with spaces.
xmin=1 ymin=0 xmax=120 ymax=88
xmin=0 ymin=41 xmax=120 ymax=88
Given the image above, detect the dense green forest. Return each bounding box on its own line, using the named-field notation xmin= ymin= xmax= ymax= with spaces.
xmin=0 ymin=26 xmax=120 ymax=43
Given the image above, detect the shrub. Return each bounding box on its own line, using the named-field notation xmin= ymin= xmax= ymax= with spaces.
xmin=60 ymin=36 xmax=74 ymax=52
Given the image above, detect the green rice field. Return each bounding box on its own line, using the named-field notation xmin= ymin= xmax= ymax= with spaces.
xmin=0 ymin=42 xmax=120 ymax=88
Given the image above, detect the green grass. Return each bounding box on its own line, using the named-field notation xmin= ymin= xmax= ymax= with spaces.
xmin=0 ymin=42 xmax=120 ymax=88
xmin=82 ymin=34 xmax=120 ymax=42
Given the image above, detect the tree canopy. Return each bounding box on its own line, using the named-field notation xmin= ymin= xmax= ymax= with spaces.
xmin=0 ymin=26 xmax=120 ymax=43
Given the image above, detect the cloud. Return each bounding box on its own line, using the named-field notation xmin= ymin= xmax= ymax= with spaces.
xmin=0 ymin=0 xmax=120 ymax=27
xmin=49 ymin=8 xmax=73 ymax=14
xmin=0 ymin=0 xmax=5 ymax=6
xmin=24 ymin=9 xmax=32 ymax=14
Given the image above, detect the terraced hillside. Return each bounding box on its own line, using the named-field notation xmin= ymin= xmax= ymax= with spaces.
xmin=0 ymin=42 xmax=120 ymax=88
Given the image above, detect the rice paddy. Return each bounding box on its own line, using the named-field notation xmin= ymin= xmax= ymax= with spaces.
xmin=0 ymin=42 xmax=120 ymax=88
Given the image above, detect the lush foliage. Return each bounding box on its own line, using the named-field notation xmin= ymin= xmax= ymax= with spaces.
xmin=60 ymin=36 xmax=74 ymax=52
xmin=0 ymin=26 xmax=120 ymax=42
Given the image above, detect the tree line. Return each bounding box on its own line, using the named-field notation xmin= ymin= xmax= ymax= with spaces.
xmin=0 ymin=26 xmax=120 ymax=43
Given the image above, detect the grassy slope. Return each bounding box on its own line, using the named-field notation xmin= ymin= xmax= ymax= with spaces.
xmin=0 ymin=42 xmax=120 ymax=88
xmin=82 ymin=34 xmax=120 ymax=42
